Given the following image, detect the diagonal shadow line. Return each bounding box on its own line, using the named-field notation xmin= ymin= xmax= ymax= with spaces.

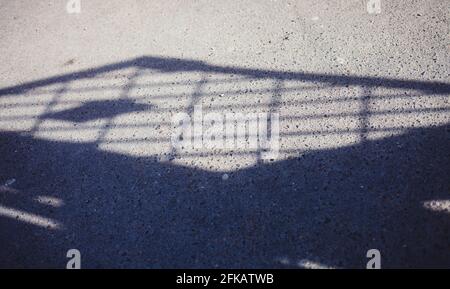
xmin=0 ymin=56 xmax=449 ymax=97
xmin=29 ymin=83 xmax=68 ymax=136
xmin=94 ymin=68 xmax=143 ymax=144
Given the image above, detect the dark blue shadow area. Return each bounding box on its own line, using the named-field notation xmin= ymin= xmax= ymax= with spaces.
xmin=42 ymin=99 xmax=153 ymax=123
xmin=0 ymin=124 xmax=449 ymax=268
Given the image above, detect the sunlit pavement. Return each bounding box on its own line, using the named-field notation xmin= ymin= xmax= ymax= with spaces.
xmin=0 ymin=1 xmax=449 ymax=268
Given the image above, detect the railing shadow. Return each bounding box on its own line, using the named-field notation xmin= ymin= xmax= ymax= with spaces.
xmin=0 ymin=56 xmax=449 ymax=268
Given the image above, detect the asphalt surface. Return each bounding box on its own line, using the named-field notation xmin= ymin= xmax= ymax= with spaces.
xmin=0 ymin=0 xmax=449 ymax=268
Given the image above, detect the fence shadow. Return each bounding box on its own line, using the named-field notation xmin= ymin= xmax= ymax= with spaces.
xmin=0 ymin=56 xmax=449 ymax=268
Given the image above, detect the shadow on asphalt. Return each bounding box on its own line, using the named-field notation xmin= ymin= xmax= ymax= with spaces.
xmin=0 ymin=56 xmax=449 ymax=268
xmin=42 ymin=99 xmax=153 ymax=123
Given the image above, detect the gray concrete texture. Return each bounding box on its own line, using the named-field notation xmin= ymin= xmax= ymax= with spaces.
xmin=0 ymin=0 xmax=449 ymax=268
